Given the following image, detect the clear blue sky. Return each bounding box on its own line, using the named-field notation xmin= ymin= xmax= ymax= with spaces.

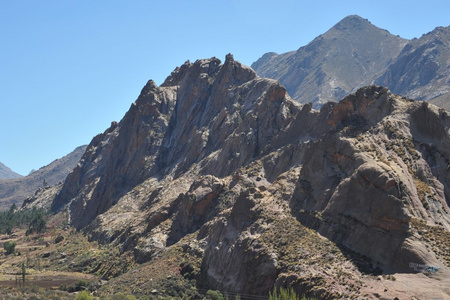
xmin=1 ymin=0 xmax=449 ymax=175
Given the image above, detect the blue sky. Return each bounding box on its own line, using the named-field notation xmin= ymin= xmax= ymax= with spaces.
xmin=1 ymin=0 xmax=450 ymax=175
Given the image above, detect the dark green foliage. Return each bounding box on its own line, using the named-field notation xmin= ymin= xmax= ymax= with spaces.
xmin=26 ymin=213 xmax=46 ymax=235
xmin=3 ymin=241 xmax=16 ymax=254
xmin=9 ymin=203 xmax=17 ymax=212
xmin=75 ymin=279 xmax=89 ymax=289
xmin=64 ymin=279 xmax=91 ymax=293
xmin=0 ymin=205 xmax=48 ymax=235
xmin=205 ymin=290 xmax=224 ymax=300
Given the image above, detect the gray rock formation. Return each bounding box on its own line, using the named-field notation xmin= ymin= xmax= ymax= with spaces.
xmin=252 ymin=15 xmax=408 ymax=108
xmin=0 ymin=145 xmax=87 ymax=210
xmin=50 ymin=56 xmax=450 ymax=298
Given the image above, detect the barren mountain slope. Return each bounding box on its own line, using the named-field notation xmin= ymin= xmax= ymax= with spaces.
xmin=251 ymin=15 xmax=407 ymax=108
xmin=376 ymin=25 xmax=450 ymax=110
xmin=0 ymin=145 xmax=87 ymax=210
xmin=0 ymin=162 xmax=22 ymax=180
xmin=47 ymin=56 xmax=450 ymax=299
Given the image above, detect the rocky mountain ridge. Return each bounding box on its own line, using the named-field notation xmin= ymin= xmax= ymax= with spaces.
xmin=0 ymin=145 xmax=87 ymax=210
xmin=0 ymin=162 xmax=22 ymax=180
xmin=252 ymin=15 xmax=450 ymax=111
xmin=42 ymin=55 xmax=450 ymax=298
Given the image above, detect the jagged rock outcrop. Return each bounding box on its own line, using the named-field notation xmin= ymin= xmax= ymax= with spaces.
xmin=252 ymin=15 xmax=407 ymax=108
xmin=50 ymin=56 xmax=450 ymax=298
xmin=0 ymin=145 xmax=87 ymax=210
xmin=21 ymin=183 xmax=62 ymax=210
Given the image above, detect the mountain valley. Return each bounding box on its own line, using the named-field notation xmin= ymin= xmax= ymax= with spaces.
xmin=1 ymin=15 xmax=450 ymax=300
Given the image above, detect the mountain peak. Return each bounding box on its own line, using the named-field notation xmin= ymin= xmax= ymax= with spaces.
xmin=332 ymin=14 xmax=372 ymax=31
xmin=252 ymin=15 xmax=407 ymax=107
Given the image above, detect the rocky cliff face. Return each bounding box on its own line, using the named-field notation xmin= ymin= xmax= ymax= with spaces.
xmin=0 ymin=145 xmax=87 ymax=210
xmin=50 ymin=56 xmax=450 ymax=298
xmin=251 ymin=15 xmax=408 ymax=108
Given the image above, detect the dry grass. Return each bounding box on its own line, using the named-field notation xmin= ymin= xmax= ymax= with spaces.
xmin=410 ymin=218 xmax=450 ymax=267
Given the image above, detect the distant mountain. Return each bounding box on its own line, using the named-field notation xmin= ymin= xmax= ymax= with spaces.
xmin=252 ymin=15 xmax=450 ymax=111
xmin=375 ymin=25 xmax=450 ymax=110
xmin=251 ymin=15 xmax=408 ymax=108
xmin=0 ymin=145 xmax=87 ymax=210
xmin=0 ymin=162 xmax=22 ymax=179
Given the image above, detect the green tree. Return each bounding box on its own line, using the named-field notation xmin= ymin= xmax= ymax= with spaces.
xmin=5 ymin=224 xmax=13 ymax=235
xmin=26 ymin=214 xmax=46 ymax=235
xmin=9 ymin=203 xmax=17 ymax=213
xmin=3 ymin=241 xmax=16 ymax=255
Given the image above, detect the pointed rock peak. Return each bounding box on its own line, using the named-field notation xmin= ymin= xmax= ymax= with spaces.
xmin=146 ymin=79 xmax=158 ymax=89
xmin=332 ymin=15 xmax=373 ymax=31
xmin=138 ymin=79 xmax=159 ymax=97
xmin=220 ymin=53 xmax=257 ymax=84
xmin=161 ymin=60 xmax=194 ymax=87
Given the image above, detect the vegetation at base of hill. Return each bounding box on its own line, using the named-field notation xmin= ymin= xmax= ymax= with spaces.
xmin=75 ymin=290 xmax=94 ymax=300
xmin=0 ymin=204 xmax=47 ymax=235
xmin=269 ymin=287 xmax=317 ymax=300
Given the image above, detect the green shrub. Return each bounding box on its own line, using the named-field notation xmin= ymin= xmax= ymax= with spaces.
xmin=75 ymin=279 xmax=89 ymax=289
xmin=111 ymin=293 xmax=136 ymax=300
xmin=75 ymin=290 xmax=94 ymax=300
xmin=3 ymin=241 xmax=16 ymax=255
xmin=205 ymin=290 xmax=224 ymax=300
